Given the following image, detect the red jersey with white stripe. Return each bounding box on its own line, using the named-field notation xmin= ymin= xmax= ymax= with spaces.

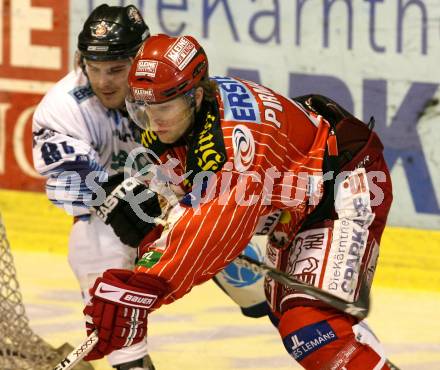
xmin=135 ymin=77 xmax=330 ymax=307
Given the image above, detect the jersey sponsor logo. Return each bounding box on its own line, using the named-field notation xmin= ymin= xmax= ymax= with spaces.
xmin=68 ymin=85 xmax=94 ymax=103
xmin=255 ymin=209 xmax=282 ymax=235
xmin=290 ymin=335 xmax=305 ymax=350
xmin=135 ymin=59 xmax=158 ymax=77
xmin=282 ymin=320 xmax=337 ymax=361
xmin=213 ymin=76 xmax=261 ymax=124
xmin=335 ymin=168 xmax=372 ymax=223
xmin=323 ymin=219 xmax=368 ymax=301
xmin=137 ymin=250 xmax=163 ymax=269
xmin=285 ymin=227 xmax=330 ymax=288
xmin=165 ymin=36 xmax=197 ymax=70
xmin=232 ymin=124 xmax=255 ymax=172
xmin=219 ymin=242 xmax=264 ymax=288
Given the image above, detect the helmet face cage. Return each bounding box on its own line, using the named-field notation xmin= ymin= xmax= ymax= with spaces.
xmin=78 ymin=4 xmax=149 ymax=61
xmin=128 ymin=34 xmax=208 ymax=105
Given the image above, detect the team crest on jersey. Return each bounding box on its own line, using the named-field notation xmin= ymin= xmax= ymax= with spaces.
xmin=232 ymin=124 xmax=255 ymax=172
xmin=165 ymin=36 xmax=197 ymax=71
xmin=135 ymin=59 xmax=158 ymax=77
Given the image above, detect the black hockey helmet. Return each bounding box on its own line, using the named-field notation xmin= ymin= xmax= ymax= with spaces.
xmin=78 ymin=4 xmax=149 ymax=61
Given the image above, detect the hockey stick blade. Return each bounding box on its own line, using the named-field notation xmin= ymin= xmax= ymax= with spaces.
xmin=237 ymin=255 xmax=370 ymax=320
xmin=53 ymin=331 xmax=98 ymax=370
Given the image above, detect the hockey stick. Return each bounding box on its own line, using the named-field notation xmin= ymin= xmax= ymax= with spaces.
xmin=53 ymin=331 xmax=98 ymax=370
xmin=236 ymin=255 xmax=370 ymax=320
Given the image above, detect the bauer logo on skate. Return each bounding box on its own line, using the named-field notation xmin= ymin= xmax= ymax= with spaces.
xmin=283 ymin=320 xmax=337 ymax=361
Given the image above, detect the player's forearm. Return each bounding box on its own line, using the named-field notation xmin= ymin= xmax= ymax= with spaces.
xmin=135 ymin=195 xmax=264 ymax=306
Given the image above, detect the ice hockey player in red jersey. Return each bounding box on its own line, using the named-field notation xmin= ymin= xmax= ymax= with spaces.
xmin=84 ymin=34 xmax=396 ymax=369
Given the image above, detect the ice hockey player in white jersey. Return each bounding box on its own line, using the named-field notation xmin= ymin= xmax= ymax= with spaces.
xmin=32 ymin=4 xmax=155 ymax=370
xmin=33 ymin=4 xmax=273 ymax=368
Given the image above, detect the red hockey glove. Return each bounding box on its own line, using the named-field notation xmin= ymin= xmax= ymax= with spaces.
xmin=83 ymin=269 xmax=168 ymax=361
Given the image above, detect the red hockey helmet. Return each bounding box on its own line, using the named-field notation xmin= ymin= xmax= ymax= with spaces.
xmin=127 ymin=34 xmax=208 ymax=104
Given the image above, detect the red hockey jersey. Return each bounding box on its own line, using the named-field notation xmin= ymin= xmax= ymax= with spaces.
xmin=135 ymin=77 xmax=330 ymax=307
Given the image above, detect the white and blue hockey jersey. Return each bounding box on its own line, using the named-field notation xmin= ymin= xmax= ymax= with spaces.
xmin=32 ymin=68 xmax=147 ymax=217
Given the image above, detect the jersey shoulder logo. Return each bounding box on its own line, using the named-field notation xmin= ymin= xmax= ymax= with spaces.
xmin=213 ymin=76 xmax=261 ymax=124
xmin=232 ymin=124 xmax=255 ymax=172
xmin=69 ymin=85 xmax=94 ymax=103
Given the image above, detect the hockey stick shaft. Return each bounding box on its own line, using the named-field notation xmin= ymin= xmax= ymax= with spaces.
xmin=53 ymin=331 xmax=98 ymax=370
xmin=236 ymin=255 xmax=370 ymax=320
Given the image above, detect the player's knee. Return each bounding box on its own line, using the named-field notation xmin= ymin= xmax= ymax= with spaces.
xmin=278 ymin=306 xmax=390 ymax=370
